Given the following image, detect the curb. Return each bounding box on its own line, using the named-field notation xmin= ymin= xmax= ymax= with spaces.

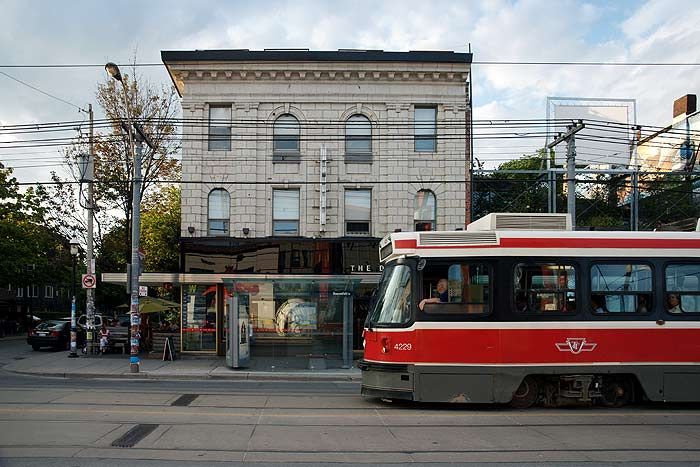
xmin=5 ymin=367 xmax=362 ymax=382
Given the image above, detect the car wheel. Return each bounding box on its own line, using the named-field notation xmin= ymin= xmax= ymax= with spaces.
xmin=32 ymin=345 xmax=40 ymax=351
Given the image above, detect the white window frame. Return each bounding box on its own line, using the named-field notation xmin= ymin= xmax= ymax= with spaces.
xmin=345 ymin=114 xmax=372 ymax=162
xmin=272 ymin=188 xmax=300 ymax=236
xmin=207 ymin=188 xmax=230 ymax=236
xmin=208 ymin=105 xmax=231 ymax=151
xmin=414 ymin=190 xmax=437 ymax=231
xmin=344 ymin=189 xmax=372 ymax=236
xmin=414 ymin=106 xmax=437 ymax=152
xmin=273 ymin=114 xmax=300 ymax=157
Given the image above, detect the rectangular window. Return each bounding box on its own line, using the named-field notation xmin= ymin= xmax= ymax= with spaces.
xmin=421 ymin=262 xmax=491 ymax=315
xmin=345 ymin=189 xmax=371 ymax=235
xmin=16 ymin=286 xmax=23 ymax=298
xmin=45 ymin=285 xmax=54 ymax=299
xmin=665 ymin=263 xmax=700 ymax=314
xmin=414 ymin=106 xmax=437 ymax=152
xmin=590 ymin=263 xmax=652 ymax=314
xmin=514 ymin=263 xmax=576 ymax=313
xmin=273 ymin=189 xmax=300 ymax=236
xmin=208 ymin=105 xmax=231 ymax=151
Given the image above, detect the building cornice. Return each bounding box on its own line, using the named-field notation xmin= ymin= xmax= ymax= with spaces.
xmin=166 ymin=64 xmax=470 ymax=96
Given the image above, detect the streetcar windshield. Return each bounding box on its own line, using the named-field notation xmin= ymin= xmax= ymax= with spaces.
xmin=367 ymin=263 xmax=413 ymax=325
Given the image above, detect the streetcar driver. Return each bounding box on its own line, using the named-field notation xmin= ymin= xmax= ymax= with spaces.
xmin=419 ymin=278 xmax=448 ymax=310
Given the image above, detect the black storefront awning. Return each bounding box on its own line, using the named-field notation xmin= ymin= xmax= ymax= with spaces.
xmin=181 ymin=237 xmax=382 ymax=276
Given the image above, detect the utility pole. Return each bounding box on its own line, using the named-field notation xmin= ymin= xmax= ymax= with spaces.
xmin=129 ymin=130 xmax=142 ymax=373
xmin=128 ymin=123 xmax=154 ymax=373
xmin=86 ymin=104 xmax=96 ymax=354
xmin=630 ymin=125 xmax=641 ymax=231
xmin=548 ymin=121 xmax=585 ymax=229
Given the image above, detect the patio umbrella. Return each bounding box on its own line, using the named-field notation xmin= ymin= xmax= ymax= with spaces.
xmin=116 ymin=297 xmax=181 ymax=314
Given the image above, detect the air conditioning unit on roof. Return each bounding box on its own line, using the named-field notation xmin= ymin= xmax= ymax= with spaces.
xmin=467 ymin=213 xmax=572 ymax=232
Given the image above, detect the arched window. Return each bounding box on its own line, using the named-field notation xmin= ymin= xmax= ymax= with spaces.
xmin=273 ymin=114 xmax=300 ymax=153
xmin=414 ymin=190 xmax=436 ymax=231
xmin=345 ymin=114 xmax=371 ymax=156
xmin=208 ymin=189 xmax=230 ymax=236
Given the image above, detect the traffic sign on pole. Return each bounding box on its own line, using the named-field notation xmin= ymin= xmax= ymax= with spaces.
xmin=82 ymin=274 xmax=97 ymax=289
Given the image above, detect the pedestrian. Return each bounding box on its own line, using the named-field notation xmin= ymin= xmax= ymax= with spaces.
xmin=99 ymin=324 xmax=110 ymax=354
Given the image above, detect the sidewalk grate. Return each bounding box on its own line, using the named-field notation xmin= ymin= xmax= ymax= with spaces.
xmin=171 ymin=394 xmax=199 ymax=407
xmin=111 ymin=424 xmax=158 ymax=448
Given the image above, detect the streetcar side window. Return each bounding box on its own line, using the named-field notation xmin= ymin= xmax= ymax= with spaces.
xmin=590 ymin=263 xmax=652 ymax=314
xmin=665 ymin=263 xmax=700 ymax=314
xmin=421 ymin=262 xmax=490 ymax=315
xmin=514 ymin=263 xmax=576 ymax=313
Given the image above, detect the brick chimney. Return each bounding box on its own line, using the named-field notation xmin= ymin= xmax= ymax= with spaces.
xmin=673 ymin=94 xmax=697 ymax=119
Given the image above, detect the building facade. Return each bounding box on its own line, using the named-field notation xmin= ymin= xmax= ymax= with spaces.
xmin=160 ymin=49 xmax=472 ymax=366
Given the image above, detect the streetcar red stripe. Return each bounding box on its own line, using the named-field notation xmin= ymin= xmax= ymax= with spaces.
xmin=394 ymin=238 xmax=700 ymax=250
xmin=394 ymin=239 xmax=417 ymax=249
xmin=363 ymin=328 xmax=700 ymax=365
xmin=501 ymin=238 xmax=700 ymax=249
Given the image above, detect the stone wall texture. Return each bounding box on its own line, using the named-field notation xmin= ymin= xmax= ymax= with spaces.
xmin=172 ymin=59 xmax=470 ymax=239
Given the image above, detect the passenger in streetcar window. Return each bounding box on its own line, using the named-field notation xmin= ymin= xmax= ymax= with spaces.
xmin=637 ymin=295 xmax=649 ymax=313
xmin=666 ymin=293 xmax=681 ymax=313
xmin=419 ymin=278 xmax=448 ymax=310
xmin=557 ymin=274 xmax=575 ymax=312
xmin=591 ymin=295 xmax=605 ymax=314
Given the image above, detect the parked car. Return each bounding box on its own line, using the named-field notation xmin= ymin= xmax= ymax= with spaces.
xmin=27 ymin=320 xmax=71 ymax=351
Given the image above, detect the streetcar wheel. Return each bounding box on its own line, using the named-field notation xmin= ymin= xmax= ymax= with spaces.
xmin=600 ymin=377 xmax=634 ymax=408
xmin=510 ymin=376 xmax=539 ymax=409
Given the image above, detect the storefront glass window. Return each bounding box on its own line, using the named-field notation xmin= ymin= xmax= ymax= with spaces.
xmin=181 ymin=284 xmax=217 ymax=352
xmin=226 ymin=278 xmax=358 ymax=370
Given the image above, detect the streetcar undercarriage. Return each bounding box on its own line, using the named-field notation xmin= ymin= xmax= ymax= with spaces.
xmin=360 ymin=361 xmax=697 ymax=407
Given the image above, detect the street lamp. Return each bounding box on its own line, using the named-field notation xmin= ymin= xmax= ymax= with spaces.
xmin=104 ymin=62 xmax=122 ymax=82
xmin=106 ymin=61 xmax=142 ymax=373
xmin=69 ymin=238 xmax=80 ymax=358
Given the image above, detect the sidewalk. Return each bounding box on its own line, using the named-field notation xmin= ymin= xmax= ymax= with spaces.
xmin=3 ymin=349 xmax=361 ymax=382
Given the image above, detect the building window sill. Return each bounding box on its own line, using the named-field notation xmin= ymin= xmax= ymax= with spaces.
xmin=273 ymin=153 xmax=301 ymax=163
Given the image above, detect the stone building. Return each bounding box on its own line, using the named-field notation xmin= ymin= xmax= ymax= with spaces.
xmin=159 ymin=49 xmax=472 ymax=366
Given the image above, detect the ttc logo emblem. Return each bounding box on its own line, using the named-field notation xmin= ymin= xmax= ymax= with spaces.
xmin=555 ymin=338 xmax=597 ymax=355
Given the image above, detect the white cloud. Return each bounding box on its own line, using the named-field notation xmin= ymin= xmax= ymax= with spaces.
xmin=2 ymin=0 xmax=700 ymax=180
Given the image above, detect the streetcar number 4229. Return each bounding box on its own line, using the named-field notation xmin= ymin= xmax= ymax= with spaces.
xmin=393 ymin=343 xmax=412 ymax=351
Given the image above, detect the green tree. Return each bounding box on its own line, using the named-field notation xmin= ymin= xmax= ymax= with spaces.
xmin=474 ymin=151 xmax=549 ymax=218
xmin=140 ymin=185 xmax=181 ymax=272
xmin=0 ymin=165 xmax=72 ymax=319
xmin=46 ymin=61 xmax=181 ymax=263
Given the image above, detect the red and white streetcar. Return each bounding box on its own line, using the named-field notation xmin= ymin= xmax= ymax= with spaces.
xmin=360 ymin=213 xmax=700 ymax=407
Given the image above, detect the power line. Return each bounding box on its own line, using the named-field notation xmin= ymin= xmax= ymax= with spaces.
xmin=0 ymin=71 xmax=86 ymax=112
xmin=2 ymin=60 xmax=700 ymax=69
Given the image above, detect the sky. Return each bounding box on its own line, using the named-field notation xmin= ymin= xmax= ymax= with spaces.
xmin=1 ymin=0 xmax=699 ymax=185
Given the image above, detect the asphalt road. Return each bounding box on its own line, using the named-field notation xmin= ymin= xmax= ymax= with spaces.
xmin=1 ymin=338 xmax=700 ymax=466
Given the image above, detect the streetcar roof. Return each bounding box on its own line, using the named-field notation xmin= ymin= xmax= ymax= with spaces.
xmin=380 ymin=220 xmax=700 ymax=261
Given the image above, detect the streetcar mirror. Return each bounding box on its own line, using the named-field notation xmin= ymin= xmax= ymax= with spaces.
xmin=417 ymin=259 xmax=426 ymax=271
